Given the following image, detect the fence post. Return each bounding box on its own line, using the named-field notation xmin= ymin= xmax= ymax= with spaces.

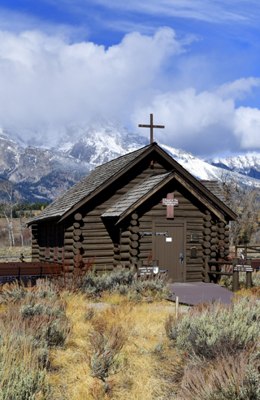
xmin=246 ymin=271 xmax=253 ymax=288
xmin=232 ymin=270 xmax=239 ymax=291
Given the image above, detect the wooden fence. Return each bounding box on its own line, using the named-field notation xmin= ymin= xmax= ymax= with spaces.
xmin=0 ymin=262 xmax=62 ymax=282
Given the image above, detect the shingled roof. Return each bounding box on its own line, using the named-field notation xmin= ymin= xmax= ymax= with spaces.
xmin=30 ymin=144 xmax=150 ymax=223
xmin=30 ymin=142 xmax=236 ymax=224
xmin=200 ymin=180 xmax=225 ymax=202
xmin=102 ymin=172 xmax=172 ymax=219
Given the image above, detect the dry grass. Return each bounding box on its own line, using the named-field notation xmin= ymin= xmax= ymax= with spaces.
xmin=0 ymin=245 xmax=31 ymax=260
xmin=49 ymin=293 xmax=186 ymax=399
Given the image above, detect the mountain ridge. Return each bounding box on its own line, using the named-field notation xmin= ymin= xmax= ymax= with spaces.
xmin=0 ymin=125 xmax=259 ymax=203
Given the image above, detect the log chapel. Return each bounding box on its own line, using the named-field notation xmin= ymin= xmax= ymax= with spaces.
xmin=29 ymin=139 xmax=236 ymax=282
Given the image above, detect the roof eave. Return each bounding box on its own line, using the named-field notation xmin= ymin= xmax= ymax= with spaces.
xmin=58 ymin=144 xmax=157 ymax=222
xmin=114 ymin=173 xmax=175 ymax=225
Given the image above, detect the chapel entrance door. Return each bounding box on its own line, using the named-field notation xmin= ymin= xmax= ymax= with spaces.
xmin=153 ymin=222 xmax=186 ymax=282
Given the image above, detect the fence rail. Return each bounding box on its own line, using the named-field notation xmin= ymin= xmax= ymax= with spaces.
xmin=0 ymin=262 xmax=62 ymax=281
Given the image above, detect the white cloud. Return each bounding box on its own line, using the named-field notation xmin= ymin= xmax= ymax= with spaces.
xmin=133 ymin=89 xmax=237 ymax=155
xmin=0 ymin=26 xmax=259 ymax=155
xmin=216 ymin=78 xmax=260 ymax=100
xmin=234 ymin=107 xmax=260 ymax=149
xmin=0 ymin=28 xmax=181 ymax=143
xmin=78 ymin=0 xmax=259 ymax=24
xmin=133 ymin=84 xmax=260 ymax=155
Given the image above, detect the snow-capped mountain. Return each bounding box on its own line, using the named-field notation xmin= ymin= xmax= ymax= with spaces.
xmin=162 ymin=144 xmax=260 ymax=187
xmin=209 ymin=153 xmax=260 ymax=180
xmin=0 ymin=124 xmax=259 ymax=203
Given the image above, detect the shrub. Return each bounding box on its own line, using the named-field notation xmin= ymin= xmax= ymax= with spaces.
xmin=33 ymin=279 xmax=60 ymax=299
xmin=80 ymin=269 xmax=168 ymax=300
xmin=0 ymin=362 xmax=51 ymax=400
xmin=20 ymin=302 xmax=64 ymax=319
xmin=177 ymin=349 xmax=260 ymax=400
xmin=81 ymin=270 xmax=135 ymax=296
xmin=0 ymin=281 xmax=27 ymax=304
xmin=165 ymin=297 xmax=260 ymax=360
xmin=42 ymin=320 xmax=69 ymax=348
xmin=88 ymin=319 xmax=126 ymax=383
xmin=0 ymin=335 xmax=52 ymax=400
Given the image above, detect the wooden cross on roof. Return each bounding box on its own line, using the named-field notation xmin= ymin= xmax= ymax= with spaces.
xmin=138 ymin=113 xmax=165 ymax=144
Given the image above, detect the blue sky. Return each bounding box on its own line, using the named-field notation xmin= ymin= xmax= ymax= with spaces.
xmin=0 ymin=0 xmax=260 ymax=156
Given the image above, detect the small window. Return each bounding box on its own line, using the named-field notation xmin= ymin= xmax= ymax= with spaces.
xmin=191 ymin=247 xmax=197 ymax=258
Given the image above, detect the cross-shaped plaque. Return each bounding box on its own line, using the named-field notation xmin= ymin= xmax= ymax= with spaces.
xmin=162 ymin=193 xmax=179 ymax=219
xmin=138 ymin=113 xmax=165 ymax=143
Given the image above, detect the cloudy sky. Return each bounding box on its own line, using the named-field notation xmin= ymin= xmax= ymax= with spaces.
xmin=0 ymin=1 xmax=260 ymax=156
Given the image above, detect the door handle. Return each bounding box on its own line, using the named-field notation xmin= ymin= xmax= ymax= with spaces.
xmin=179 ymin=252 xmax=184 ymax=264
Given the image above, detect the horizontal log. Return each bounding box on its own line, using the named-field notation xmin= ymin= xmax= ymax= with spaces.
xmin=83 ymin=250 xmax=113 ymax=257
xmin=120 ymin=252 xmax=131 ymax=259
xmin=85 ymin=257 xmax=113 ymax=265
xmin=204 ymin=228 xmax=211 ymax=235
xmin=211 ymin=226 xmax=218 ymax=232
xmin=139 ymin=237 xmax=153 ymax=244
xmin=64 ymin=246 xmax=77 ymax=254
xmin=84 ymin=244 xmax=114 ymax=251
xmin=63 ymin=256 xmax=74 ymax=263
xmin=81 ymin=231 xmax=108 ymax=238
xmin=64 ymin=239 xmax=74 ymax=247
xmin=73 ymin=229 xmax=82 ymax=236
xmin=83 ymin=221 xmax=104 ymax=230
xmin=138 ymin=251 xmax=152 ymax=259
xmin=203 ymin=242 xmax=211 ymax=249
xmin=186 ymin=258 xmax=204 ymax=264
xmin=129 ymin=226 xmax=139 ymax=234
xmin=121 ymin=231 xmax=131 ymax=238
xmin=119 ymin=245 xmax=130 ymax=252
xmin=131 ymin=213 xmax=138 ymax=220
xmin=83 ymin=237 xmax=112 ymax=245
xmin=140 ymin=244 xmax=152 ymax=252
xmin=74 ymin=242 xmax=83 ymax=249
xmin=73 ymin=222 xmax=80 ymax=228
xmin=120 ymin=238 xmax=131 ymax=245
xmin=204 ymin=221 xmax=211 ymax=228
xmin=64 ymin=232 xmax=73 ymax=239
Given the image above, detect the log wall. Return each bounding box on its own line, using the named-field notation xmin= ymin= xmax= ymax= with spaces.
xmin=62 ymin=159 xmax=168 ymax=271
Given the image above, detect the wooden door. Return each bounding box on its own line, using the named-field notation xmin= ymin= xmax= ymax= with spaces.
xmin=153 ymin=222 xmax=186 ymax=282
